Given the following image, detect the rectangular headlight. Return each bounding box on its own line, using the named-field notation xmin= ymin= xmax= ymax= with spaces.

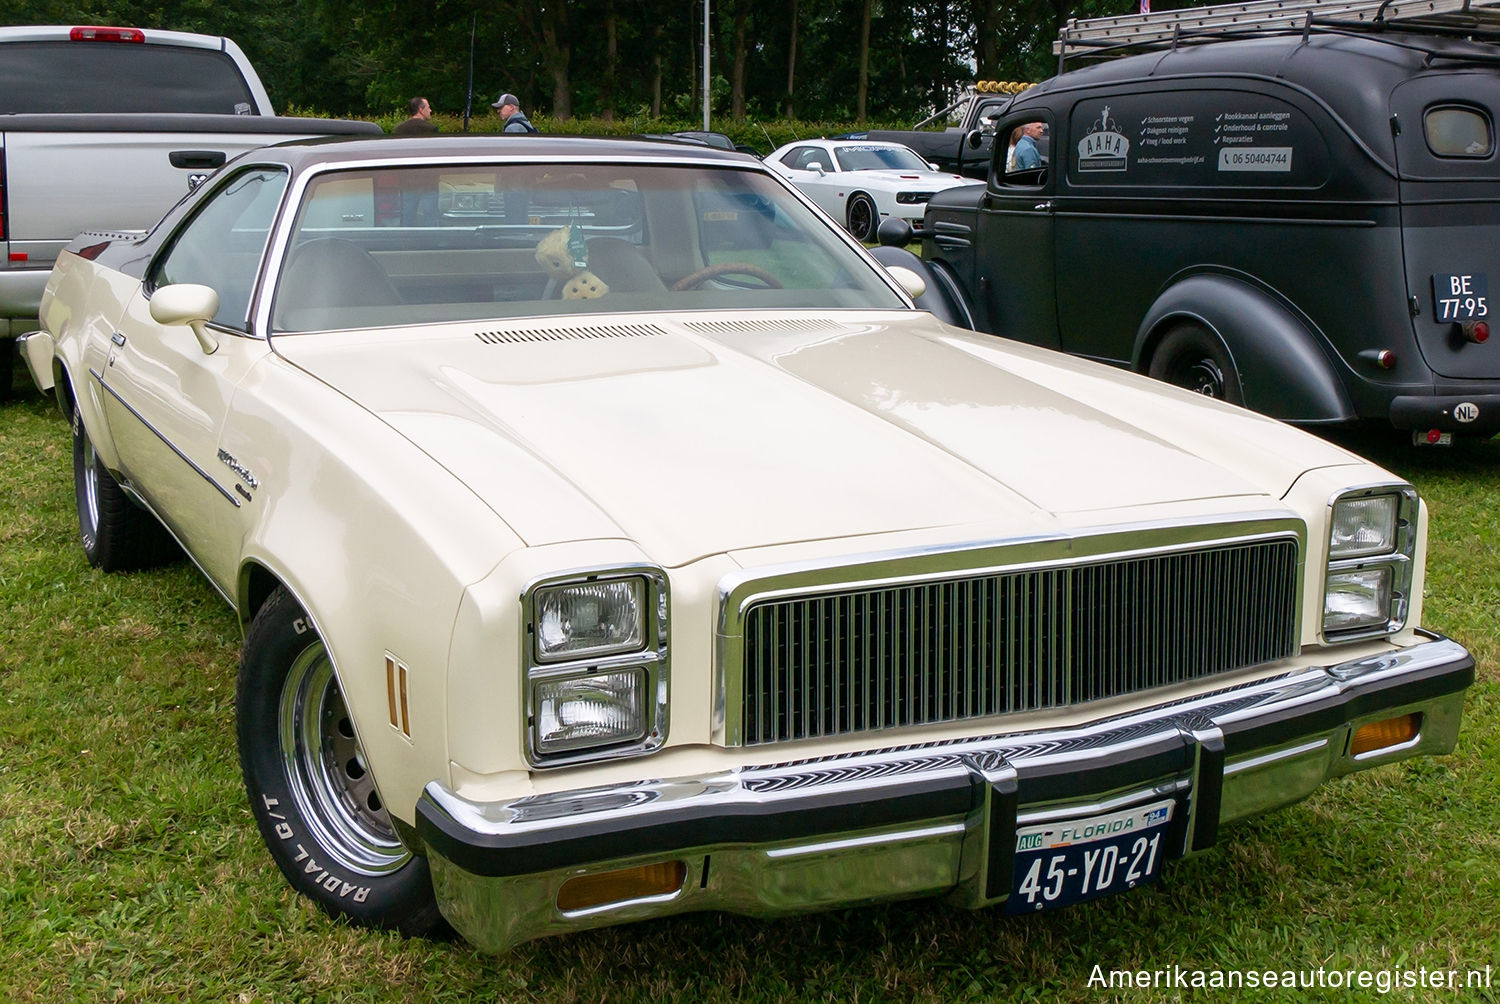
xmin=1329 ymin=495 xmax=1398 ymax=558
xmin=534 ymin=577 xmax=646 ymax=662
xmin=533 ymin=670 xmax=646 ymax=754
xmin=1323 ymin=567 xmax=1393 ymax=634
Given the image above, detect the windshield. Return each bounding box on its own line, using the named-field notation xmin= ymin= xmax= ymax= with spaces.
xmin=270 ymin=162 xmax=905 ymax=332
xmin=834 ymin=145 xmax=929 ymax=172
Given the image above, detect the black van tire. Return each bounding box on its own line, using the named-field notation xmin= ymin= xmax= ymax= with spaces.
xmin=1148 ymin=323 xmax=1244 ymax=405
xmin=238 ymin=587 xmax=445 ymax=936
xmin=71 ymin=402 xmax=179 ymax=571
xmin=846 ymin=193 xmax=879 ymax=242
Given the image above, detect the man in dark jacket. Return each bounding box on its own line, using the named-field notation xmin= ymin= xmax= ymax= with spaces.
xmin=491 ymin=93 xmax=538 ymax=133
xmin=394 ymin=96 xmax=438 ymax=135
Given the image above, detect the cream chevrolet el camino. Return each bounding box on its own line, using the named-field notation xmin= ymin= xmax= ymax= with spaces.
xmin=19 ymin=137 xmax=1473 ymax=952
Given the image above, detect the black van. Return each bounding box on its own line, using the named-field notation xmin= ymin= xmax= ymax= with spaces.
xmin=889 ymin=15 xmax=1500 ymax=441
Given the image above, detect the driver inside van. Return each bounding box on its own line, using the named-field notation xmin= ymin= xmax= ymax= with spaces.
xmin=1010 ymin=121 xmax=1047 ymax=170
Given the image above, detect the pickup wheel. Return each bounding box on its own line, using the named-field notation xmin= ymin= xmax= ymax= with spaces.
xmin=237 ymin=587 xmax=445 ymax=936
xmin=845 ymin=193 xmax=879 ymax=242
xmin=1147 ymin=323 xmax=1244 ymax=405
xmin=71 ymin=402 xmax=179 ymax=571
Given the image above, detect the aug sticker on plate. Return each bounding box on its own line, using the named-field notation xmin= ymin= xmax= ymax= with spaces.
xmin=1007 ymin=799 xmax=1174 ymax=913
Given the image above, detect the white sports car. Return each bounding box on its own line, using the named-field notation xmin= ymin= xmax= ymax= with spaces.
xmin=767 ymin=138 xmax=983 ymax=241
xmin=18 ymin=135 xmax=1472 ymax=953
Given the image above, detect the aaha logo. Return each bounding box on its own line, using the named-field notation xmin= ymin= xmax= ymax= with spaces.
xmin=1078 ymin=105 xmax=1130 ymax=172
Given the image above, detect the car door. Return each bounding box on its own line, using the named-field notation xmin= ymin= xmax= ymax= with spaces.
xmin=98 ymin=166 xmax=287 ymax=592
xmin=774 ymin=145 xmax=844 ymax=217
xmin=971 ymin=113 xmax=1060 ymax=346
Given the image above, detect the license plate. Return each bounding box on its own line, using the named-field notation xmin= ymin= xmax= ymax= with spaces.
xmin=1006 ymin=799 xmax=1174 ymax=913
xmin=1432 ymin=273 xmax=1489 ymax=321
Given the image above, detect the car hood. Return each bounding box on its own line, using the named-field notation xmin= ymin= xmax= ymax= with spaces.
xmin=847 ymin=169 xmax=979 ymax=189
xmin=271 ymin=311 xmax=1358 ymax=567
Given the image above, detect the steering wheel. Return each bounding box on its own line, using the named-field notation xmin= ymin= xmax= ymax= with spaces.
xmin=670 ymin=263 xmax=783 ymax=291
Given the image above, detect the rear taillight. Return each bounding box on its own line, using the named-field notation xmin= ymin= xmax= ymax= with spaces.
xmin=69 ymin=26 xmax=146 ymax=43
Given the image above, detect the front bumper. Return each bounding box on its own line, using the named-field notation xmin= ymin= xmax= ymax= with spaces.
xmin=417 ymin=635 xmax=1472 ymax=953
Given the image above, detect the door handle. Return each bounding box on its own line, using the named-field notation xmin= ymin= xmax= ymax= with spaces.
xmin=1034 ymin=201 xmax=1054 ymax=211
xmin=169 ymin=150 xmax=227 ymax=170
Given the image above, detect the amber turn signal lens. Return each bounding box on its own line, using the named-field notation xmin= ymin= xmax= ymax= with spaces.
xmin=557 ymin=861 xmax=687 ymax=913
xmin=1350 ymin=713 xmax=1421 ymax=756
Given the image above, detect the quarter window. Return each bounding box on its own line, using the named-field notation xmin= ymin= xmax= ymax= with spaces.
xmin=1424 ymin=105 xmax=1493 ymax=158
xmin=152 ymin=168 xmax=289 ymax=332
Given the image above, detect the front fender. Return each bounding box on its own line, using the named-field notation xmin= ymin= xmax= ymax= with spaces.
xmin=1135 ymin=274 xmax=1354 ymax=424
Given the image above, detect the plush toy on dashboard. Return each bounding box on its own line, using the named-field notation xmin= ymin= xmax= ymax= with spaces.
xmin=534 ymin=226 xmax=608 ymax=300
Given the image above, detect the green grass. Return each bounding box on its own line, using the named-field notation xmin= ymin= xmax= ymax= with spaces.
xmin=2 ymin=369 xmax=1498 ymax=1003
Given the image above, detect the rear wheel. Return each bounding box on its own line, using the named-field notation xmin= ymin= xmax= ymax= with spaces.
xmin=237 ymin=587 xmax=444 ymax=935
xmin=71 ymin=402 xmax=178 ymax=571
xmin=846 ymin=193 xmax=879 ymax=242
xmin=1147 ymin=323 xmax=1243 ymax=405
xmin=0 ymin=340 xmax=15 ymax=401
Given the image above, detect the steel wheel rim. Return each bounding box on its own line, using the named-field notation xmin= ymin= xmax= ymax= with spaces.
xmin=279 ymin=642 xmax=410 ymax=875
xmin=80 ymin=431 xmax=101 ymax=534
xmin=1175 ymin=357 xmax=1226 ymax=398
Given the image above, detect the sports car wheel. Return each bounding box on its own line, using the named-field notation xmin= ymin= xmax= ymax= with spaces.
xmin=71 ymin=401 xmax=178 ymax=571
xmin=1147 ymin=323 xmax=1244 ymax=405
xmin=238 ymin=587 xmax=445 ymax=935
xmin=845 ymin=193 xmax=879 ymax=242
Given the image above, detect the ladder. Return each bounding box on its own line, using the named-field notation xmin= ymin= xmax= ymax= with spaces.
xmin=1055 ymin=0 xmax=1500 ymax=62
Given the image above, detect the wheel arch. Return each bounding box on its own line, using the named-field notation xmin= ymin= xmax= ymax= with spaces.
xmin=1134 ymin=273 xmax=1355 ymax=423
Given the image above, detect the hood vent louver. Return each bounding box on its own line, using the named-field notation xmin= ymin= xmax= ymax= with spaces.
xmin=475 ymin=323 xmax=667 ymax=345
xmin=683 ymin=318 xmax=853 ymax=336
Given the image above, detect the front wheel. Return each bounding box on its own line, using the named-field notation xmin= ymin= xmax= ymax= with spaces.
xmin=71 ymin=401 xmax=178 ymax=571
xmin=1147 ymin=324 xmax=1244 ymax=405
xmin=237 ymin=587 xmax=444 ymax=935
xmin=845 ymin=193 xmax=879 ymax=243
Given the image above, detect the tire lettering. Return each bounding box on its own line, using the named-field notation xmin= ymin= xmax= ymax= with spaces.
xmin=322 ymin=874 xmax=341 ymax=892
xmin=292 ymin=618 xmax=311 ymax=635
xmin=261 ymin=795 xmax=287 ymax=820
xmin=353 ymin=887 xmax=370 ymax=903
xmin=274 ymin=822 xmax=293 ymax=840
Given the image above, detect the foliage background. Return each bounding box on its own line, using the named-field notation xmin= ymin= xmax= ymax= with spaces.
xmin=0 ymin=0 xmax=1148 ymax=123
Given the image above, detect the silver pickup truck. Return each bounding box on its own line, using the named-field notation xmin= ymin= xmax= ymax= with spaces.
xmin=0 ymin=24 xmax=380 ymax=394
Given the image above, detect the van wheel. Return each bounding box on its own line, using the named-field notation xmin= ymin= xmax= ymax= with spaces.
xmin=1148 ymin=324 xmax=1243 ymax=405
xmin=238 ymin=587 xmax=445 ymax=936
xmin=71 ymin=402 xmax=179 ymax=571
xmin=846 ymin=194 xmax=879 ymax=242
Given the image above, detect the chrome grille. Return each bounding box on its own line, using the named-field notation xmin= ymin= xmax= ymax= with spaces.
xmin=738 ymin=538 xmax=1299 ymax=745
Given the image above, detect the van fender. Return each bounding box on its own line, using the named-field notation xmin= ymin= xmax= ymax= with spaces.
xmin=867 ymin=246 xmax=977 ymax=330
xmin=1134 ymin=273 xmax=1354 ymax=423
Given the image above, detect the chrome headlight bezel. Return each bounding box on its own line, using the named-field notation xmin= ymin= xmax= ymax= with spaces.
xmin=1322 ymin=485 xmax=1418 ymax=643
xmin=521 ymin=566 xmax=669 ymax=768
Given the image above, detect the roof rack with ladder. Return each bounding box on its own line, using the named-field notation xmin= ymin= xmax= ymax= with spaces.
xmin=1054 ymin=0 xmax=1500 ymax=70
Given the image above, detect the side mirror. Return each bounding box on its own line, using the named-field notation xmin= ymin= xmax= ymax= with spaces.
xmin=876 ymin=216 xmax=916 ymax=247
xmin=966 ymin=129 xmax=986 ymax=150
xmin=150 ymin=283 xmax=221 ymax=354
xmin=884 ymin=265 xmax=927 ymax=301
xmin=812 ymin=164 xmax=827 ymax=176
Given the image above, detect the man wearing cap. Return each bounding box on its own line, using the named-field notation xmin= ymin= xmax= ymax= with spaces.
xmin=491 ymin=93 xmax=538 ymax=134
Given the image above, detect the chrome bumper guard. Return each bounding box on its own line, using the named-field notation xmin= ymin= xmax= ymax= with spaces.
xmin=417 ymin=635 xmax=1472 ymax=953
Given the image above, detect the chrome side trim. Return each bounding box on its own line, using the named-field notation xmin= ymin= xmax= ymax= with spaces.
xmin=90 ymin=368 xmax=240 ymax=508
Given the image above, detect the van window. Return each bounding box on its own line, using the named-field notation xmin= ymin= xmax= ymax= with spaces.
xmin=1424 ymin=105 xmax=1493 ymax=158
xmin=1065 ymin=91 xmax=1329 ymax=189
xmin=1002 ymin=120 xmax=1049 ymax=185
